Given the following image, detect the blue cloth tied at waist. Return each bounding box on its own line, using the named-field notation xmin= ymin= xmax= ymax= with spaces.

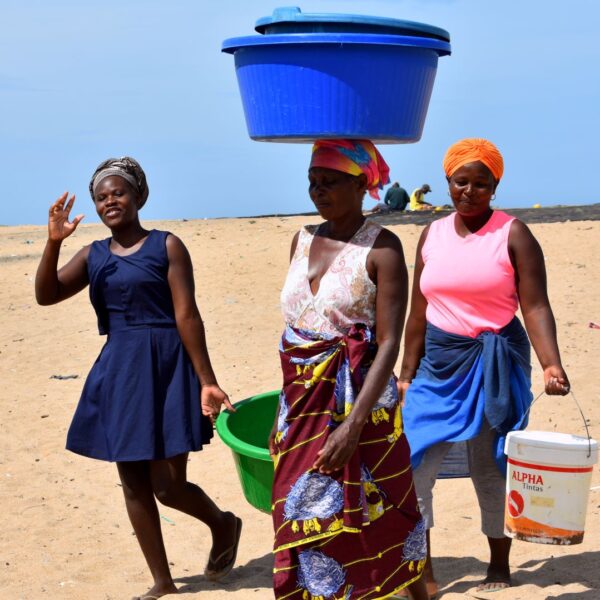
xmin=403 ymin=317 xmax=533 ymax=475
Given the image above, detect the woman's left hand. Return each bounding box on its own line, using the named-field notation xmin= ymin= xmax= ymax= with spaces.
xmin=201 ymin=384 xmax=235 ymax=423
xmin=397 ymin=380 xmax=411 ymax=407
xmin=544 ymin=365 xmax=570 ymax=395
xmin=313 ymin=421 xmax=361 ymax=474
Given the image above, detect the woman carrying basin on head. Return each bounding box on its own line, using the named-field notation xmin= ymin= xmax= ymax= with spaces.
xmin=270 ymin=140 xmax=429 ymax=600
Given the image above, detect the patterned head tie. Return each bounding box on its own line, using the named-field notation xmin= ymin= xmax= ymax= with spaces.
xmin=89 ymin=156 xmax=150 ymax=208
xmin=309 ymin=139 xmax=391 ymax=200
xmin=443 ymin=138 xmax=504 ymax=182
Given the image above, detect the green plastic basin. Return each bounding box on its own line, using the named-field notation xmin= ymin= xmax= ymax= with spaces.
xmin=216 ymin=390 xmax=279 ymax=514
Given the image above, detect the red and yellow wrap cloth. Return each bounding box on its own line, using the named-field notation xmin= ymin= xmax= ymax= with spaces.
xmin=272 ymin=325 xmax=426 ymax=600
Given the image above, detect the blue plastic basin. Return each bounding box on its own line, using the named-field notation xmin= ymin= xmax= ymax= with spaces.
xmin=222 ymin=8 xmax=451 ymax=143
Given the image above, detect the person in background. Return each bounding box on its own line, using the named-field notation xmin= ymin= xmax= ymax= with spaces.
xmin=35 ymin=157 xmax=241 ymax=600
xmin=372 ymin=181 xmax=410 ymax=213
xmin=409 ymin=184 xmax=434 ymax=211
xmin=271 ymin=140 xmax=429 ymax=599
xmin=398 ymin=138 xmax=570 ymax=596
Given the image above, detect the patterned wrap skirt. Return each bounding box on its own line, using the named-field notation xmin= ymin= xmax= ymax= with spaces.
xmin=272 ymin=325 xmax=426 ymax=600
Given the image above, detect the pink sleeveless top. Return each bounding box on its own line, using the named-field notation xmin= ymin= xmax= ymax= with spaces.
xmin=420 ymin=210 xmax=518 ymax=338
xmin=280 ymin=220 xmax=382 ymax=336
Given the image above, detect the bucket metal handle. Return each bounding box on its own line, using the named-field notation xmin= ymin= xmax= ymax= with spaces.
xmin=517 ymin=390 xmax=593 ymax=459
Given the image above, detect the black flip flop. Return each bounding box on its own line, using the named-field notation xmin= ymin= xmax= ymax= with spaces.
xmin=204 ymin=516 xmax=243 ymax=581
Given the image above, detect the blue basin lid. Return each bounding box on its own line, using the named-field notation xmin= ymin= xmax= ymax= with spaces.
xmin=255 ymin=6 xmax=450 ymax=42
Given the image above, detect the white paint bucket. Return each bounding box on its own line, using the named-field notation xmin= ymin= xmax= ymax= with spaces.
xmin=504 ymin=430 xmax=598 ymax=544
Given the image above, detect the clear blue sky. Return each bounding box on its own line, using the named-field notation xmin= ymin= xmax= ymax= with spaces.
xmin=2 ymin=0 xmax=599 ymax=226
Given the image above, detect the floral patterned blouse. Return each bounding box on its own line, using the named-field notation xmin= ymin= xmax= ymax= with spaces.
xmin=280 ymin=219 xmax=382 ymax=336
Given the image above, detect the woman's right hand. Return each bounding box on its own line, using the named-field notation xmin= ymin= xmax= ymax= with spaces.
xmin=48 ymin=192 xmax=84 ymax=242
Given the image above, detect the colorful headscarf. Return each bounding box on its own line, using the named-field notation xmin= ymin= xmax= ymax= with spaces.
xmin=89 ymin=157 xmax=150 ymax=208
xmin=443 ymin=138 xmax=504 ymax=182
xmin=309 ymin=139 xmax=390 ymax=199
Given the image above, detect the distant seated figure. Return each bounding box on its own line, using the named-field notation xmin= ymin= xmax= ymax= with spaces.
xmin=410 ymin=184 xmax=434 ymax=211
xmin=371 ymin=182 xmax=410 ymax=213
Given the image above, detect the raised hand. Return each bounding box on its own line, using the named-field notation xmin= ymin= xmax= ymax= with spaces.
xmin=48 ymin=192 xmax=84 ymax=241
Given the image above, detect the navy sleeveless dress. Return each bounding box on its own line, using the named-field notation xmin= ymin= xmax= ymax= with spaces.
xmin=66 ymin=229 xmax=213 ymax=462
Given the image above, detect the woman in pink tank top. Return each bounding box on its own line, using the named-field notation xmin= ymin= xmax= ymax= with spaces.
xmin=271 ymin=140 xmax=428 ymax=600
xmin=399 ymin=139 xmax=570 ymax=597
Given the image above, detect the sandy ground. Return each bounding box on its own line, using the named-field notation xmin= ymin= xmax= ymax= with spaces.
xmin=1 ymin=214 xmax=598 ymax=600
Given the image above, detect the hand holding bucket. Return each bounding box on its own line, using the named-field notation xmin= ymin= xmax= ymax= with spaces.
xmin=504 ymin=390 xmax=598 ymax=545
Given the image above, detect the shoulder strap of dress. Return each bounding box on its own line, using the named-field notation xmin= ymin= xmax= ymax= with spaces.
xmin=359 ymin=220 xmax=383 ymax=248
xmin=292 ymin=225 xmax=316 ymax=261
xmin=152 ymin=229 xmax=169 ymax=248
xmin=87 ymin=237 xmax=111 ymax=270
xmin=146 ymin=229 xmax=170 ymax=265
xmin=145 ymin=228 xmax=163 ymax=243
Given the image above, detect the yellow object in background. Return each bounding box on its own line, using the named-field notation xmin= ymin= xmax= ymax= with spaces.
xmin=533 ymin=203 xmax=541 ymax=208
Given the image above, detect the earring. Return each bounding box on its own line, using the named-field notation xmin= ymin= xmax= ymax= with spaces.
xmin=491 ymin=194 xmax=496 ymax=201
xmin=447 ymin=191 xmax=450 ymax=196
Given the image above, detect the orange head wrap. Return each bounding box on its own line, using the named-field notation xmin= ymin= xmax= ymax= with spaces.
xmin=442 ymin=138 xmax=504 ymax=181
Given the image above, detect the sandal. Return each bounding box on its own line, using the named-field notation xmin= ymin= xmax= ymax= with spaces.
xmin=204 ymin=515 xmax=243 ymax=581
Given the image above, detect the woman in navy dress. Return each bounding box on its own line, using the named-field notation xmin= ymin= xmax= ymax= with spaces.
xmin=35 ymin=157 xmax=242 ymax=599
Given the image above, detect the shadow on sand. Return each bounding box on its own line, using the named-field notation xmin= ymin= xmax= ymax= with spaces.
xmin=433 ymin=551 xmax=600 ymax=598
xmin=170 ymin=550 xmax=600 ymax=597
xmin=174 ymin=552 xmax=273 ymax=594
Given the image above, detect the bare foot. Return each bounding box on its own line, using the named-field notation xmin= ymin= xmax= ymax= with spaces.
xmin=394 ymin=580 xmax=439 ymax=599
xmin=476 ymin=565 xmax=511 ymax=592
xmin=425 ymin=581 xmax=439 ymax=598
xmin=132 ymin=581 xmax=178 ymax=599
